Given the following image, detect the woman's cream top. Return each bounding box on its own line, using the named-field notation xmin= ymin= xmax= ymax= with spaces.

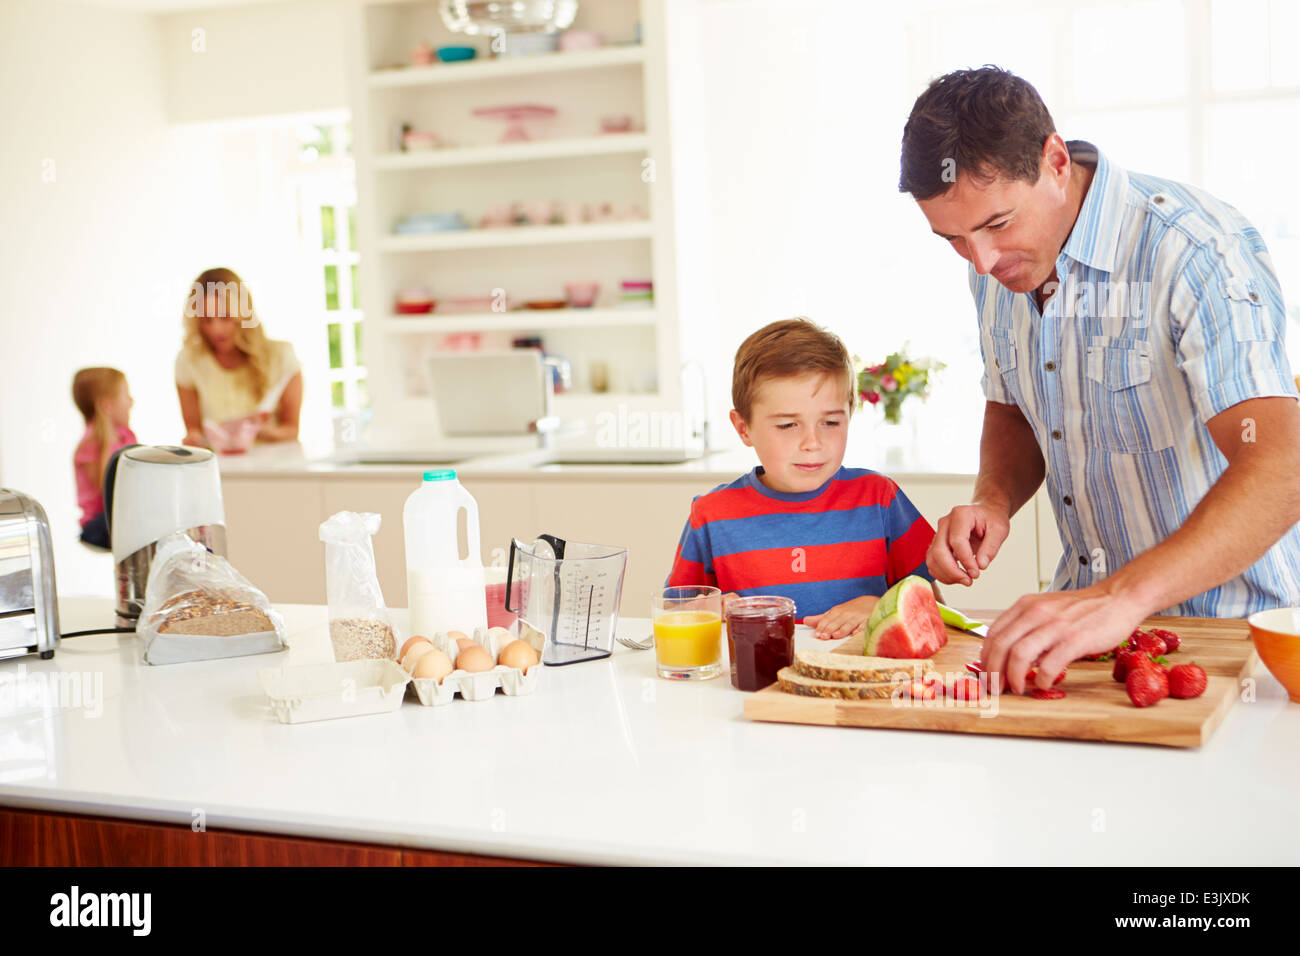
xmin=175 ymin=340 xmax=301 ymax=424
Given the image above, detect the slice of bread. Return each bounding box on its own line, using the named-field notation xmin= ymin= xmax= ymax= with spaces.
xmin=777 ymin=668 xmax=903 ymax=700
xmin=793 ymin=649 xmax=934 ymax=683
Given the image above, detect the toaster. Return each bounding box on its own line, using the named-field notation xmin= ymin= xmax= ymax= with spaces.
xmin=0 ymin=488 xmax=60 ymax=660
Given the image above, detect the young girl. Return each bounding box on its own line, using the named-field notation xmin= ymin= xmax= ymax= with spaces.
xmin=72 ymin=367 xmax=137 ymax=549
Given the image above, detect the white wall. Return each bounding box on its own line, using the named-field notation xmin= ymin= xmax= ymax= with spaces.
xmin=684 ymin=1 xmax=987 ymax=467
xmin=0 ymin=0 xmax=199 ymax=596
xmin=159 ymin=0 xmax=348 ymax=124
xmin=0 ymin=0 xmax=339 ymax=597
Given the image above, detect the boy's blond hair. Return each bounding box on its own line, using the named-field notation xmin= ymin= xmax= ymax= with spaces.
xmin=731 ymin=318 xmax=856 ymax=421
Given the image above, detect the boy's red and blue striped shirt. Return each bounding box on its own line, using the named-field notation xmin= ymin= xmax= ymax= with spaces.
xmin=666 ymin=466 xmax=936 ymax=620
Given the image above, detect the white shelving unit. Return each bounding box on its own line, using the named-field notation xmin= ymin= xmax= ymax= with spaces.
xmin=380 ymin=307 xmax=657 ymax=333
xmin=372 ymin=132 xmax=651 ymax=169
xmin=346 ymin=0 xmax=689 ymax=448
xmin=377 ymin=220 xmax=653 ymax=252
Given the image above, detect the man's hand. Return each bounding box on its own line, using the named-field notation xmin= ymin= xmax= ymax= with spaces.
xmin=803 ymin=595 xmax=880 ymax=641
xmin=979 ymin=585 xmax=1146 ymax=694
xmin=927 ymin=502 xmax=1010 ymax=586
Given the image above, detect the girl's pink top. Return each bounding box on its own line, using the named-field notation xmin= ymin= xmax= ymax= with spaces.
xmin=74 ymin=424 xmax=137 ymax=527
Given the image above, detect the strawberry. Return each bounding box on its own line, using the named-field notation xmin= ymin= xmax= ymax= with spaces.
xmin=1031 ymin=688 xmax=1066 ymax=700
xmin=1168 ymin=663 xmax=1207 ymax=699
xmin=1113 ymin=648 xmax=1140 ymax=682
xmin=901 ymin=679 xmax=936 ymax=701
xmin=950 ymin=676 xmax=983 ymax=701
xmin=1148 ymin=627 xmax=1181 ymax=653
xmin=1126 ymin=666 xmax=1170 ymax=707
xmin=1134 ymin=631 xmax=1168 ymax=656
xmin=965 ymin=659 xmax=984 ymax=675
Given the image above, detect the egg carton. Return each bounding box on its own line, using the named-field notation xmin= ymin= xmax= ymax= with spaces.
xmin=259 ymin=659 xmax=410 ymax=724
xmin=408 ymin=622 xmax=546 ymax=705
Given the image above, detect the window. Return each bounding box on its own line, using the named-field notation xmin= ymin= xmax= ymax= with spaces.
xmin=910 ymin=0 xmax=1300 ymax=371
xmin=296 ymin=120 xmax=367 ymax=415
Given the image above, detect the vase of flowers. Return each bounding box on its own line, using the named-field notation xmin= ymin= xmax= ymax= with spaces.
xmin=855 ymin=347 xmax=944 ymax=424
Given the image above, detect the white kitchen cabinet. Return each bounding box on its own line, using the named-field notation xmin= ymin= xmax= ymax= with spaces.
xmin=528 ymin=476 xmax=719 ymax=615
xmin=896 ymin=476 xmax=1042 ymax=612
xmin=220 ymin=463 xmax=1046 ymax=622
xmin=221 ymin=478 xmax=327 ymax=605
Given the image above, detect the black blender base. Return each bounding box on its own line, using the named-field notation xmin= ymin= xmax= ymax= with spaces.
xmin=543 ymin=646 xmax=612 ymax=666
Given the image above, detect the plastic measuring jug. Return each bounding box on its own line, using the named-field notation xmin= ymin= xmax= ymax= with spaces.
xmin=506 ymin=534 xmax=628 ymax=665
xmin=404 ymin=469 xmax=487 ymax=636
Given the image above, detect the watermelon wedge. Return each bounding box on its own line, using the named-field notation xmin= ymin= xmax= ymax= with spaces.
xmin=864 ymin=575 xmax=948 ymax=659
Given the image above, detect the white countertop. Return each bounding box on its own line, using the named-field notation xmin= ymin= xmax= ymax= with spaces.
xmin=213 ymin=436 xmax=981 ymax=483
xmin=3 ymin=598 xmax=1296 ymax=865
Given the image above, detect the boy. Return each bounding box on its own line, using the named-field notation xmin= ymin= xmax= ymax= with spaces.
xmin=666 ymin=318 xmax=937 ymax=640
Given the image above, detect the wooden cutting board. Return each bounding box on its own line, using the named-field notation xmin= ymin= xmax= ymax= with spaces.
xmin=742 ymin=616 xmax=1259 ymax=748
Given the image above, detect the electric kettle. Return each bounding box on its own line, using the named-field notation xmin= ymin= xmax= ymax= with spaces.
xmin=107 ymin=445 xmax=226 ymax=624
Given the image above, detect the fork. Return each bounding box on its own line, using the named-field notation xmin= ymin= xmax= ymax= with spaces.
xmin=615 ymin=633 xmax=655 ymax=651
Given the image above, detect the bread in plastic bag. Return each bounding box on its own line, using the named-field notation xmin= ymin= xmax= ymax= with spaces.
xmin=137 ymin=532 xmax=287 ymax=665
xmin=319 ymin=511 xmax=398 ymax=662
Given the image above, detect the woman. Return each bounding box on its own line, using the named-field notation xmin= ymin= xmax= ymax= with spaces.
xmin=176 ymin=267 xmax=303 ymax=447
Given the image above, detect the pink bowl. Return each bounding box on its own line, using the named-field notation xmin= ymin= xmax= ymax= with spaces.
xmin=203 ymin=416 xmax=260 ymax=455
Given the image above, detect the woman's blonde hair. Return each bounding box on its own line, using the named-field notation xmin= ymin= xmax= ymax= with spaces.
xmin=71 ymin=367 xmax=127 ymax=493
xmin=181 ymin=267 xmax=273 ymax=401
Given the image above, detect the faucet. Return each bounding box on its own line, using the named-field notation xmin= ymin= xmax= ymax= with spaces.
xmin=531 ymin=355 xmax=571 ymax=449
xmin=680 ymin=359 xmax=711 ymax=452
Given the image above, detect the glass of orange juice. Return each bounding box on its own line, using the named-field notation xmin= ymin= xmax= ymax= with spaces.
xmin=653 ymin=586 xmax=724 ymax=680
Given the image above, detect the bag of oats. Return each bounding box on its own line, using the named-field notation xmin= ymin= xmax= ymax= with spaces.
xmin=318 ymin=511 xmax=398 ymax=662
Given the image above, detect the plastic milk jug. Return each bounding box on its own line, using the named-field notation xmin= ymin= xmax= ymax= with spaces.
xmin=403 ymin=470 xmax=488 ymax=636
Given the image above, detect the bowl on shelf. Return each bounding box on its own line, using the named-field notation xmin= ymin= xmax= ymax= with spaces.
xmin=395 ymin=293 xmax=435 ymax=314
xmin=599 ymin=114 xmax=635 ymax=134
xmin=394 ymin=211 xmax=468 ymax=233
xmin=560 ymin=29 xmax=604 ymax=52
xmin=437 ymin=45 xmax=477 ymax=62
xmin=1249 ymin=608 xmax=1300 ymax=702
xmin=401 ymin=130 xmax=440 ymax=152
xmin=564 ymin=282 xmax=600 ymax=308
xmin=524 ymin=299 xmax=567 ymax=310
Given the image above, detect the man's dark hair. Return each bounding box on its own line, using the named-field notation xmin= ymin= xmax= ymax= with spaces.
xmin=899 ymin=66 xmax=1056 ymax=200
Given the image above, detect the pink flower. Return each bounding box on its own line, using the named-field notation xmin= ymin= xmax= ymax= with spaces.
xmin=881 ymin=373 xmax=898 ymax=392
xmin=863 ymin=390 xmax=881 ymax=405
xmin=868 ymin=364 xmax=885 ymax=375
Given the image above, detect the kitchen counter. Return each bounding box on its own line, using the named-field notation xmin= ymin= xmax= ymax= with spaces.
xmin=1 ymin=598 xmax=1297 ymax=865
xmin=213 ymin=434 xmax=982 ymax=482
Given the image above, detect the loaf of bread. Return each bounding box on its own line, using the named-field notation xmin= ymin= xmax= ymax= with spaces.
xmin=777 ymin=668 xmax=903 ymax=700
xmin=153 ymin=588 xmax=275 ymax=637
xmin=792 ymin=649 xmax=934 ymax=683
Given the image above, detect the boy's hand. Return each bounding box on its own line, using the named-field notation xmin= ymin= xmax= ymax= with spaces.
xmin=803 ymin=596 xmax=879 ymax=641
xmin=720 ymin=592 xmax=741 ymax=615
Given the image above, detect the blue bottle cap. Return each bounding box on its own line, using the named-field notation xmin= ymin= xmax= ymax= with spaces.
xmin=423 ymin=469 xmax=457 ymax=481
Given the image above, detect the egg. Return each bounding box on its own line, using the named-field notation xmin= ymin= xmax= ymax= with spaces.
xmin=455 ymin=637 xmax=476 ymax=653
xmin=399 ymin=635 xmax=432 ymax=661
xmin=402 ymin=642 xmax=436 ymax=673
xmin=498 ymin=639 xmax=539 ymax=673
xmin=455 ymin=644 xmax=495 ymax=673
xmin=447 ymin=629 xmax=470 ymax=644
xmin=487 ymin=626 xmax=513 ymax=648
xmin=412 ymin=647 xmax=454 ymax=683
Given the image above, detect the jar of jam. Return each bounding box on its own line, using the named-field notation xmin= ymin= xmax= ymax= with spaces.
xmin=725 ymin=596 xmax=796 ymax=691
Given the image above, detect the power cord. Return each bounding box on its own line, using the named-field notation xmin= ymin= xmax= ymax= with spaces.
xmin=60 ymin=627 xmax=136 ymax=638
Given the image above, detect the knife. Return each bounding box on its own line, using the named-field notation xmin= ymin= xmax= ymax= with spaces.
xmin=937 ymin=603 xmax=989 ymax=638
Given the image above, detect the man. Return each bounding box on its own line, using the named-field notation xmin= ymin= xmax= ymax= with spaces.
xmin=900 ymin=67 xmax=1300 ymax=693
